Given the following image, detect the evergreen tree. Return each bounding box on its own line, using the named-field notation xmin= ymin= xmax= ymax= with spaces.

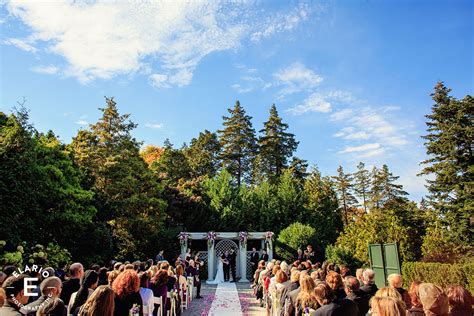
xmin=332 ymin=166 xmax=358 ymax=225
xmin=379 ymin=164 xmax=408 ymax=202
xmin=152 ymin=140 xmax=191 ymax=186
xmin=354 ymin=162 xmax=370 ymax=213
xmin=289 ymin=157 xmax=309 ymax=183
xmin=420 ymin=82 xmax=473 ymax=246
xmin=369 ymin=166 xmax=384 ymax=210
xmin=184 ymin=130 xmax=221 ymax=178
xmin=304 ymin=168 xmax=342 ymax=246
xmin=70 ymin=97 xmax=166 ymax=258
xmin=218 ymin=100 xmax=258 ymax=186
xmin=258 ymin=104 xmax=298 ymax=182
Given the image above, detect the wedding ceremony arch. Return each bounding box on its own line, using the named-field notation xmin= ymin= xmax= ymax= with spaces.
xmin=178 ymin=231 xmax=274 ymax=282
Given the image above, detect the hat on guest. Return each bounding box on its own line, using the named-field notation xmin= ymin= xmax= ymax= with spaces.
xmin=419 ymin=283 xmax=449 ymax=316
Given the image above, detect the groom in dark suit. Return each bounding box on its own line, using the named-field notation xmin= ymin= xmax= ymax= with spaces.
xmin=229 ymin=248 xmax=237 ymax=282
xmin=222 ymin=251 xmax=230 ymax=281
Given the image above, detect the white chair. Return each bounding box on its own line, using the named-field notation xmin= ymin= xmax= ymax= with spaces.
xmin=153 ymin=296 xmax=163 ymax=316
xmin=143 ymin=303 xmax=154 ymax=316
xmin=167 ymin=291 xmax=176 ymax=316
xmin=187 ymin=277 xmax=194 ymax=302
xmin=179 ymin=284 xmax=188 ymax=312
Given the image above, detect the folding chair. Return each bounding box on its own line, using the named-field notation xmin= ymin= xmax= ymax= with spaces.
xmin=153 ymin=296 xmax=163 ymax=316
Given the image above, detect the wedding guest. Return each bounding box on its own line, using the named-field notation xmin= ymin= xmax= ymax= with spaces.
xmin=360 ymin=268 xmax=378 ymax=297
xmin=69 ymin=270 xmax=99 ymax=316
xmin=286 ymin=271 xmax=308 ymax=316
xmin=138 ymin=272 xmax=154 ymax=316
xmin=112 ymin=269 xmax=143 ymax=316
xmin=55 ymin=262 xmax=67 ymax=281
xmin=326 ymin=271 xmax=346 ymax=300
xmin=297 ymin=249 xmax=304 ymax=262
xmin=150 ymin=270 xmax=168 ymax=315
xmin=60 ymin=263 xmax=84 ymax=306
xmin=98 ymin=267 xmax=109 ymax=286
xmin=296 ymin=275 xmax=318 ymax=315
xmin=261 ymin=249 xmax=269 ymax=262
xmin=355 ymin=268 xmax=364 ymax=284
xmin=21 ymin=276 xmax=65 ymax=316
xmin=108 ymin=270 xmax=120 ymax=286
xmin=304 ymin=245 xmax=316 ymax=263
xmin=445 ymin=285 xmax=472 ymax=316
xmin=370 ymin=296 xmax=407 ymax=316
xmin=250 ymin=247 xmax=260 ymax=278
xmin=339 ymin=265 xmax=350 ymax=278
xmin=313 ymin=282 xmax=341 ymax=316
xmin=37 ymin=297 xmax=68 ymax=316
xmin=388 ymin=273 xmax=412 ymax=308
xmin=155 ymin=250 xmax=165 ymax=263
xmin=1 ymin=274 xmax=29 ymax=316
xmin=344 ymin=276 xmax=369 ymax=316
xmin=0 ymin=288 xmax=5 ymax=308
xmin=185 ymin=260 xmax=202 ymax=299
xmin=407 ymin=281 xmax=424 ymax=316
xmin=78 ymin=285 xmax=115 ymax=316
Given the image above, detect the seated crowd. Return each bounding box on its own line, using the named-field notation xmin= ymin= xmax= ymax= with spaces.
xmin=252 ymin=246 xmax=473 ymax=316
xmin=0 ymin=251 xmax=204 ymax=316
xmin=0 ymin=245 xmax=472 ymax=316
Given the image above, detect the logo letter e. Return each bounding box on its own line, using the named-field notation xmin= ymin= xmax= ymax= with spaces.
xmin=24 ymin=278 xmax=38 ymax=297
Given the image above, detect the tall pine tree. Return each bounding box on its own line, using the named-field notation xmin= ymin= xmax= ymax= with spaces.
xmin=258 ymin=104 xmax=298 ymax=183
xmin=218 ymin=101 xmax=258 ymax=186
xmin=332 ymin=165 xmax=359 ymax=225
xmin=354 ymin=162 xmax=370 ymax=213
xmin=420 ymin=82 xmax=473 ymax=246
xmin=184 ymin=130 xmax=221 ymax=178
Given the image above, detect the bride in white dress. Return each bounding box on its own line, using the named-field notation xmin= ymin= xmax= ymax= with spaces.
xmin=207 ymin=252 xmax=225 ymax=284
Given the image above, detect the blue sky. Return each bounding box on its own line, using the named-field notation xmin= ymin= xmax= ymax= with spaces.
xmin=0 ymin=0 xmax=472 ymax=201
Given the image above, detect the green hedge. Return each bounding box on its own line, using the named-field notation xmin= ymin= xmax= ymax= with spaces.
xmin=402 ymin=262 xmax=474 ymax=294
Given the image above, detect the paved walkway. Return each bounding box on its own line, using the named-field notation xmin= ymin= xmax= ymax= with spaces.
xmin=182 ymin=282 xmax=265 ymax=316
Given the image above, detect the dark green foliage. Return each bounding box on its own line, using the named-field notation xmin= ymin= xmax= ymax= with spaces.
xmin=152 ymin=140 xmax=192 ymax=186
xmin=218 ymin=100 xmax=258 ymax=186
xmin=185 ymin=130 xmax=221 ymax=178
xmin=402 ymin=262 xmax=474 ymax=294
xmin=70 ymin=97 xmax=167 ymax=260
xmin=420 ymin=82 xmax=473 ymax=248
xmin=258 ymin=104 xmax=298 ymax=183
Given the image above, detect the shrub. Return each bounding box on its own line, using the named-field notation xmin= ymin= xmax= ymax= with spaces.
xmin=402 ymin=261 xmax=474 ymax=294
xmin=324 ymin=244 xmax=365 ymax=272
xmin=276 ymin=222 xmax=317 ymax=261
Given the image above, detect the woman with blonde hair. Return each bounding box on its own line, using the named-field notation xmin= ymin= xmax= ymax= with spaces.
xmin=371 ymin=296 xmax=407 ymax=316
xmin=296 ymin=275 xmax=318 ymax=314
xmin=78 ymin=285 xmax=115 ymax=316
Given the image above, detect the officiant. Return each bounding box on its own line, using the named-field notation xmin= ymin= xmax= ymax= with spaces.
xmin=229 ymin=248 xmax=237 ymax=282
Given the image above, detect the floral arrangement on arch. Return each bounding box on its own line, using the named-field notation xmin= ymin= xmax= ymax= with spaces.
xmin=206 ymin=231 xmax=217 ymax=247
xmin=238 ymin=231 xmax=248 ymax=246
xmin=178 ymin=232 xmax=190 ymax=245
xmin=265 ymin=231 xmax=274 ymax=241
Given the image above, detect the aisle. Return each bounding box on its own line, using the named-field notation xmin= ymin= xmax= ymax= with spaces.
xmin=208 ymin=282 xmax=242 ymax=316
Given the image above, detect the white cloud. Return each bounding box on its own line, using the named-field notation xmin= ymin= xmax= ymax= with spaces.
xmin=32 ymin=65 xmax=59 ymax=74
xmin=231 ymin=76 xmax=266 ymax=93
xmin=145 ymin=123 xmax=164 ymax=129
xmin=330 ymin=109 xmax=354 ymax=121
xmin=344 ymin=131 xmax=370 ymax=140
xmin=251 ymin=3 xmax=311 ymax=42
xmin=5 ymin=1 xmax=315 ymax=87
xmin=76 ymin=120 xmax=88 ymax=126
xmin=274 ymin=62 xmax=323 ymax=96
xmin=286 ymin=93 xmax=332 ymax=115
xmin=339 ymin=143 xmax=381 ymax=154
xmin=4 ymin=38 xmax=37 ymax=52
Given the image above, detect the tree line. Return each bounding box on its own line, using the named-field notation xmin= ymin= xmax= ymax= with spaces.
xmin=0 ymin=82 xmax=471 ymax=267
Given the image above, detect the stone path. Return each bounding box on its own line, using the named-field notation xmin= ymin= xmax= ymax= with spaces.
xmin=182 ymin=282 xmax=265 ymax=316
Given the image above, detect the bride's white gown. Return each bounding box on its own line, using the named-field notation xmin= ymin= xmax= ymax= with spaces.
xmin=207 ymin=258 xmax=225 ymax=284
